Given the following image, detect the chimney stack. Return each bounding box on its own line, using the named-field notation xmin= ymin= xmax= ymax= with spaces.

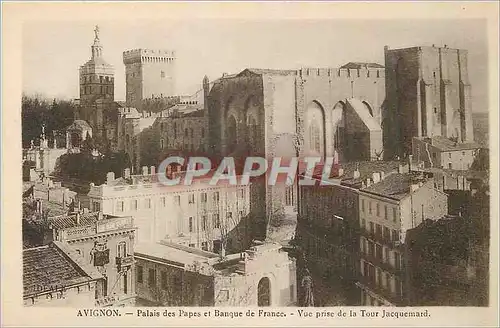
xmin=98 ymin=211 xmax=103 ymax=221
xmin=372 ymin=172 xmax=381 ymax=184
xmin=398 ymin=164 xmax=404 ymax=174
xmin=353 ymin=169 xmax=360 ymax=179
xmin=338 ymin=167 xmax=344 ymax=177
xmin=142 ymin=166 xmax=148 ymax=176
xmin=124 ymin=168 xmax=131 ymax=179
xmin=150 ymin=166 xmax=156 ymax=175
xmin=76 ymin=211 xmax=81 ymax=225
xmin=408 ymin=154 xmax=413 ymax=171
xmin=380 ymin=171 xmax=385 ymax=180
xmin=106 ymin=172 xmax=115 ymax=184
xmin=366 ymin=178 xmax=372 ymax=187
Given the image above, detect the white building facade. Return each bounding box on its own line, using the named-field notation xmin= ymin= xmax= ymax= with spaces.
xmin=87 ymin=168 xmax=251 ymax=254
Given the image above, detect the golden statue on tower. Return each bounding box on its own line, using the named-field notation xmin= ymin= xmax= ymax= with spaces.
xmin=94 ymin=25 xmax=99 ymax=40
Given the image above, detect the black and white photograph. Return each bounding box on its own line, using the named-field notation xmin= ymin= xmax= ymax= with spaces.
xmin=1 ymin=2 xmax=498 ymax=327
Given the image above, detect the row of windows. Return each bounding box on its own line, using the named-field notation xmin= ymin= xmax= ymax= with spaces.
xmin=361 ymin=260 xmax=403 ymax=298
xmin=187 ymin=213 xmax=223 ymax=232
xmin=81 ymin=85 xmax=113 ymax=95
xmin=82 ymin=75 xmax=113 ymax=83
xmin=114 ymin=190 xmax=245 ymax=213
xmin=361 ymin=199 xmax=398 ymax=222
xmin=160 ymin=139 xmax=205 ymax=153
xmin=361 ymin=220 xmax=400 ymax=243
xmin=137 ymin=266 xmax=181 ymax=291
xmin=360 ymin=237 xmax=402 ymax=270
xmin=160 ymin=124 xmax=205 ymax=139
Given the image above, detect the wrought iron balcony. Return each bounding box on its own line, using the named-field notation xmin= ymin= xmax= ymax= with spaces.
xmin=116 ymin=255 xmax=134 ymax=271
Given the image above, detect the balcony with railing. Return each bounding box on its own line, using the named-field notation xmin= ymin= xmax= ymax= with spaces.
xmin=96 ymin=216 xmax=134 ymax=233
xmin=116 ymin=255 xmax=135 ymax=272
xmin=61 ymin=225 xmax=98 ymax=240
xmin=361 ymin=252 xmax=403 ymax=275
xmin=361 ymin=229 xmax=401 ymax=249
xmin=356 ymin=274 xmax=404 ymax=306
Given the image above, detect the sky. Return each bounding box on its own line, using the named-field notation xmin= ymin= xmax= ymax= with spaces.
xmin=23 ymin=19 xmax=489 ymax=111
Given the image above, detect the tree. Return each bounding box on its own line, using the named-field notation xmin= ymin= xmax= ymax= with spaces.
xmin=22 ymin=94 xmax=76 ymax=148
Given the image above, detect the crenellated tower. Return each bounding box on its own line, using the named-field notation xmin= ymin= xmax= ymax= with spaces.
xmin=123 ymin=49 xmax=177 ymax=111
xmin=384 ymin=45 xmax=474 ymax=159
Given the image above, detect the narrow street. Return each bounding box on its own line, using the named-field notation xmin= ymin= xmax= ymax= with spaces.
xmin=264 ymin=210 xmax=352 ymax=306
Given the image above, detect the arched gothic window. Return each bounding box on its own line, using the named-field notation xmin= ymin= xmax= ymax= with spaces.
xmin=309 ymin=120 xmax=321 ymax=154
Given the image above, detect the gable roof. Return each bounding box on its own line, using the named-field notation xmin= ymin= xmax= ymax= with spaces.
xmin=425 ymin=136 xmax=481 ymax=151
xmin=66 ymin=120 xmax=92 ymax=131
xmin=239 ymin=68 xmax=297 ymax=76
xmin=340 ymin=62 xmax=384 ymax=69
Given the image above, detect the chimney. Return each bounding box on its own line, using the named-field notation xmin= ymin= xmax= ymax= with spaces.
xmin=142 ymin=166 xmax=148 ymax=176
xmin=76 ymin=211 xmax=81 ymax=225
xmin=380 ymin=171 xmax=385 ymax=180
xmin=338 ymin=167 xmax=344 ymax=177
xmin=150 ymin=166 xmax=156 ymax=175
xmin=98 ymin=211 xmax=103 ymax=221
xmin=106 ymin=172 xmax=115 ymax=184
xmin=398 ymin=164 xmax=404 ymax=174
xmin=222 ymin=72 xmax=228 ymax=77
xmin=408 ymin=154 xmax=413 ymax=171
xmin=353 ymin=169 xmax=360 ymax=179
xmin=124 ymin=168 xmax=131 ymax=179
xmin=366 ymin=178 xmax=372 ymax=187
xmin=372 ymin=172 xmax=381 ymax=184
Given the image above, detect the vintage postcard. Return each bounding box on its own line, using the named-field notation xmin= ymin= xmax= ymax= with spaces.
xmin=1 ymin=1 xmax=499 ymax=327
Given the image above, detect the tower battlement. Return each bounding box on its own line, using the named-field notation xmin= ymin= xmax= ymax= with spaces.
xmin=297 ymin=67 xmax=385 ymax=80
xmin=123 ymin=49 xmax=176 ymax=64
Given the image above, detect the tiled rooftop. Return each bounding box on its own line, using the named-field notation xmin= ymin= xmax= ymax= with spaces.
xmin=23 ymin=242 xmax=97 ymax=298
xmin=361 ymin=172 xmax=425 ymax=200
xmin=243 ymin=68 xmax=297 ymax=76
xmin=300 ymin=160 xmax=401 ymax=187
xmin=47 ymin=212 xmax=100 ymax=230
xmin=340 ymin=62 xmax=384 ymax=69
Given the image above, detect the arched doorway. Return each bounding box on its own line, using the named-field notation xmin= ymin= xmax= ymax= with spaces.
xmin=258 ymin=277 xmax=271 ymax=306
xmin=71 ymin=132 xmax=82 ymax=148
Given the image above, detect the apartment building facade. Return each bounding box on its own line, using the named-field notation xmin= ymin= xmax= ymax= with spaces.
xmin=87 ymin=168 xmax=252 ymax=254
xmin=357 ymin=171 xmax=448 ymax=306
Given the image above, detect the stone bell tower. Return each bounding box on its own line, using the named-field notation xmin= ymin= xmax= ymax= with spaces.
xmin=78 ymin=25 xmax=115 ymax=140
